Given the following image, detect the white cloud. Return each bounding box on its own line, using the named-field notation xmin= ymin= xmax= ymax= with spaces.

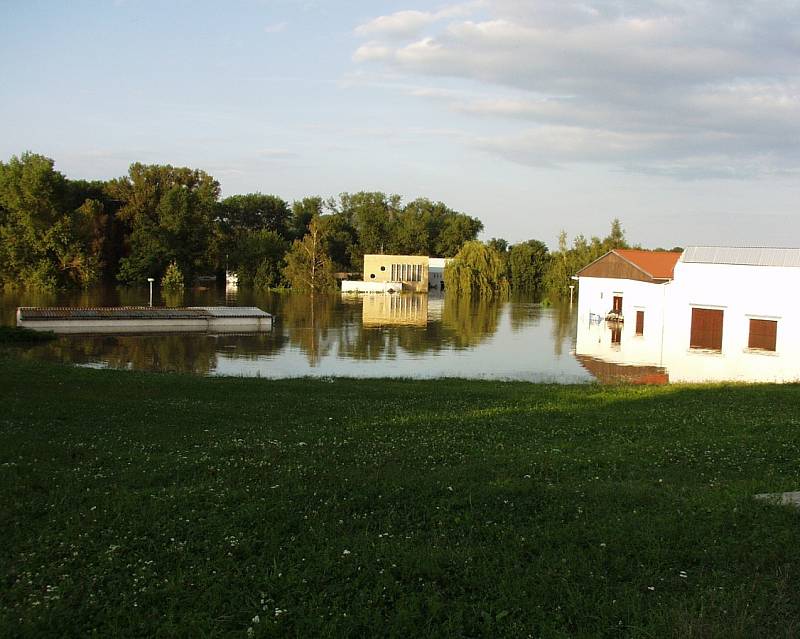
xmin=351 ymin=1 xmax=800 ymax=178
xmin=353 ymin=1 xmax=485 ymax=39
xmin=352 ymin=41 xmax=393 ymax=62
xmin=354 ymin=10 xmax=435 ymax=39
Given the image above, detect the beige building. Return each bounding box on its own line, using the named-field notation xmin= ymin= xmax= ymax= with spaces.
xmin=363 ymin=254 xmax=430 ymax=293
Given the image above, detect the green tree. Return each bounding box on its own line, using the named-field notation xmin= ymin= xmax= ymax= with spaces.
xmin=509 ymin=239 xmax=549 ymax=297
xmin=283 ymin=218 xmax=336 ymax=293
xmin=288 ymin=197 xmax=323 ymax=241
xmin=161 ymin=260 xmax=185 ymax=290
xmin=487 ymin=237 xmax=509 ymax=253
xmin=316 ymin=213 xmax=359 ymax=272
xmin=435 ymin=214 xmax=484 ymax=257
xmin=543 ymin=220 xmax=630 ymax=300
xmin=337 ymin=191 xmax=402 ymax=259
xmin=0 ymin=152 xmax=104 ymax=289
xmin=603 ymin=218 xmax=628 ymax=251
xmin=391 ymin=205 xmax=431 ymax=255
xmin=109 ymin=163 xmax=219 ymax=284
xmin=542 ymin=230 xmax=570 ymax=301
xmin=216 ymin=193 xmax=290 ymax=237
xmin=444 ymin=241 xmax=509 ymax=298
xmin=231 ymin=229 xmax=287 ymax=289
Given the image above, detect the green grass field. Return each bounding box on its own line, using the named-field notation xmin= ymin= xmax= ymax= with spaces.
xmin=2 ymin=352 xmax=800 ymax=637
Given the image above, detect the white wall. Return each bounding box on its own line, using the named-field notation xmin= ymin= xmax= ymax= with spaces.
xmin=663 ymin=261 xmax=800 ymax=382
xmin=341 ymin=280 xmax=404 ymax=294
xmin=576 ymin=264 xmax=800 ymax=383
xmin=575 ymin=277 xmax=668 ymax=366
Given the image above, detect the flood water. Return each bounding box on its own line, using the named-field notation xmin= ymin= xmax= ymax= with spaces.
xmin=2 ymin=285 xmax=593 ymax=382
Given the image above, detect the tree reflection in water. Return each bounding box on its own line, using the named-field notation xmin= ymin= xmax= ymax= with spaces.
xmin=550 ymin=302 xmax=578 ymax=356
xmin=279 ymin=293 xmax=339 ymax=366
xmin=1 ymin=286 xmax=582 ymax=379
xmin=27 ymin=334 xmax=219 ymax=374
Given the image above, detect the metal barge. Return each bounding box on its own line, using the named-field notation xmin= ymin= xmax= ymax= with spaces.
xmin=16 ymin=306 xmax=273 ymax=334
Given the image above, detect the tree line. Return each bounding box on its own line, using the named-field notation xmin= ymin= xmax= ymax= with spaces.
xmin=0 ymin=153 xmax=484 ymax=291
xmin=0 ymin=152 xmax=650 ymax=299
xmin=445 ymin=219 xmax=633 ymax=301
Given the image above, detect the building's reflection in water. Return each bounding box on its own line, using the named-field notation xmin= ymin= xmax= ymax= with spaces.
xmin=575 ymin=312 xmax=800 ymax=384
xmin=361 ymin=294 xmax=428 ymax=327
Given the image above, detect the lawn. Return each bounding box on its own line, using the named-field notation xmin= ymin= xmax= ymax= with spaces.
xmin=1 ymin=352 xmax=799 ymax=638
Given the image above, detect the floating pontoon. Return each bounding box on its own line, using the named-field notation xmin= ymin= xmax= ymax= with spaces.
xmin=16 ymin=306 xmax=272 ymax=334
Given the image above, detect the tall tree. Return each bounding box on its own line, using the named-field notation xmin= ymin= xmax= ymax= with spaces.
xmin=216 ymin=193 xmax=290 ymax=237
xmin=108 ymin=163 xmax=219 ymax=284
xmin=603 ymin=218 xmax=628 ymax=251
xmin=316 ymin=212 xmax=359 ymax=272
xmin=283 ymin=218 xmax=336 ymax=293
xmin=289 ymin=197 xmax=323 ymax=241
xmin=509 ymin=239 xmax=550 ymax=297
xmin=435 ymin=214 xmax=484 ymax=257
xmin=392 ymin=204 xmax=431 ymax=255
xmin=543 ymin=220 xmax=630 ymax=300
xmin=0 ymin=152 xmax=104 ymax=289
xmin=231 ymin=229 xmax=288 ymax=289
xmin=337 ymin=191 xmax=402 ymax=259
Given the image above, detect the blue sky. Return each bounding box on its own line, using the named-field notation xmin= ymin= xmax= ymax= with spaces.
xmin=2 ymin=0 xmax=799 ymax=249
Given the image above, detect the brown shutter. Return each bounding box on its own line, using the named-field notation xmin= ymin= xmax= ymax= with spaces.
xmin=635 ymin=311 xmax=644 ymax=335
xmin=748 ymin=319 xmax=777 ymax=351
xmin=690 ymin=308 xmax=724 ymax=350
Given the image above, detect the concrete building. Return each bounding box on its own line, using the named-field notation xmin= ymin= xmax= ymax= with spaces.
xmin=361 ymin=254 xmax=429 ymax=293
xmin=343 ymin=255 xmax=451 ymax=293
xmin=575 ymin=246 xmax=800 ymax=383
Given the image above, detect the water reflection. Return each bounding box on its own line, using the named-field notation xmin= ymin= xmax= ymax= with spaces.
xmin=1 ymin=286 xmax=587 ymax=381
xmin=574 ymin=308 xmax=800 ymax=383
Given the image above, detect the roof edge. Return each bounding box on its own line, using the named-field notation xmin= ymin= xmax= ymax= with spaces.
xmin=575 ymin=249 xmax=658 ymax=280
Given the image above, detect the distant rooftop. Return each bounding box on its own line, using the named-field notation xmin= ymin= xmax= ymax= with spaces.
xmin=576 ymin=248 xmax=682 ymax=282
xmin=614 ymin=249 xmax=683 ymax=280
xmin=681 ymin=246 xmax=800 ymax=267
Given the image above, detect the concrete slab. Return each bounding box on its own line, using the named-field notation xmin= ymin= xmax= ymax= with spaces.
xmin=16 ymin=306 xmax=273 ymax=334
xmin=754 ymin=491 xmax=800 ymax=508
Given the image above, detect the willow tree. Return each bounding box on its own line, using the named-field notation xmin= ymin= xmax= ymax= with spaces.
xmin=282 ymin=218 xmax=336 ymax=293
xmin=444 ymin=240 xmax=509 ymax=298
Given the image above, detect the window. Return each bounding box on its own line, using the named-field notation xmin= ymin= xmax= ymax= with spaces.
xmin=690 ymin=308 xmax=723 ymax=351
xmin=380 ymin=266 xmax=386 ymax=271
xmin=370 ymin=273 xmax=375 ymax=279
xmin=635 ymin=311 xmax=644 ymax=336
xmin=748 ymin=319 xmax=777 ymax=351
xmin=612 ymin=295 xmax=623 ymax=314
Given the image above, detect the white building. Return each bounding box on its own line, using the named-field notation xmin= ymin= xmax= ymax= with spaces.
xmin=428 ymin=257 xmax=452 ymax=291
xmin=575 ymin=249 xmax=679 ymax=370
xmin=575 ymin=247 xmax=800 ymax=383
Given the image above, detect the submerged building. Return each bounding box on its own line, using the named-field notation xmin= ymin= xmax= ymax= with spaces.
xmin=342 ymin=255 xmax=453 ymax=294
xmin=575 ymin=246 xmax=800 ymax=383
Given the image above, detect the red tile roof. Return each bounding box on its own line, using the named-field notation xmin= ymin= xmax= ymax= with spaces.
xmin=614 ymin=249 xmax=682 ymax=280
